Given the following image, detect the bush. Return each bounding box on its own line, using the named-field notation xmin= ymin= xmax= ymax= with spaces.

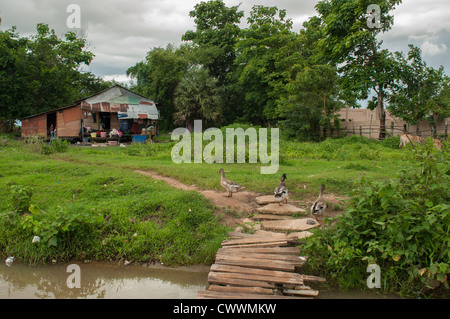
xmin=50 ymin=138 xmax=69 ymax=153
xmin=9 ymin=185 xmax=33 ymax=214
xmin=24 ymin=136 xmax=69 ymax=155
xmin=303 ymin=140 xmax=450 ymax=297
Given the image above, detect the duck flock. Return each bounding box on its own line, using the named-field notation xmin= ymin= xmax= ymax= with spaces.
xmin=219 ymin=169 xmax=326 ymax=223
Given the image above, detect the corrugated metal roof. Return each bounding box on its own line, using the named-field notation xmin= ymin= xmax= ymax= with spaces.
xmin=22 ymin=85 xmax=159 ymax=120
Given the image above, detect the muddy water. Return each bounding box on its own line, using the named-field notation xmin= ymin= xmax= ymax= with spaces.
xmin=0 ymin=262 xmax=209 ymax=299
xmin=1 ymin=262 xmax=405 ymax=299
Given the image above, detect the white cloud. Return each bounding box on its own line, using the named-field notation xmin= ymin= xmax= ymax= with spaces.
xmin=102 ymin=74 xmax=132 ymax=85
xmin=1 ymin=0 xmax=450 ymax=78
xmin=421 ymin=40 xmax=447 ymax=56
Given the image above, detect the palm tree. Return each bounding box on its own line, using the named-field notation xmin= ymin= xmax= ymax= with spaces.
xmin=174 ymin=66 xmax=223 ymax=129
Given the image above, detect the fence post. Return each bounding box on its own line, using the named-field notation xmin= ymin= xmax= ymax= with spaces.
xmin=360 ymin=126 xmax=362 ymax=136
xmin=445 ymin=125 xmax=448 ymax=139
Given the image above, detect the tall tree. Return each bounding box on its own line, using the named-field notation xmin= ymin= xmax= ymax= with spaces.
xmin=182 ymin=0 xmax=244 ymax=125
xmin=0 ymin=21 xmax=100 ymax=132
xmin=278 ymin=64 xmax=343 ymax=140
xmin=182 ymin=0 xmax=243 ymax=85
xmin=390 ymin=45 xmax=449 ymax=137
xmin=234 ymin=5 xmax=300 ymax=125
xmin=0 ymin=23 xmax=29 ymax=131
xmin=173 ymin=67 xmax=223 ymax=128
xmin=314 ymin=0 xmax=402 ymax=139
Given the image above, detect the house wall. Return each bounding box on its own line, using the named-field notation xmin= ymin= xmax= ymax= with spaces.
xmin=56 ymin=106 xmax=83 ymax=137
xmin=21 ymin=114 xmax=47 ymax=138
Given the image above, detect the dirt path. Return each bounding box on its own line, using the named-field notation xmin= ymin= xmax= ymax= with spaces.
xmin=135 ymin=170 xmax=262 ymax=226
xmin=135 ymin=169 xmax=347 ymax=228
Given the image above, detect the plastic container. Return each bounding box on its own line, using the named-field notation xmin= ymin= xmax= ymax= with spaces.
xmin=132 ymin=135 xmax=147 ymax=144
xmin=90 ymin=133 xmax=96 ymax=138
xmin=100 ymin=132 xmax=107 ymax=138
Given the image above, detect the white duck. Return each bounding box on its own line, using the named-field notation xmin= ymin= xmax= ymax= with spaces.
xmin=274 ymin=173 xmax=288 ymax=206
xmin=219 ymin=168 xmax=244 ymax=197
xmin=311 ymin=184 xmax=326 ymax=222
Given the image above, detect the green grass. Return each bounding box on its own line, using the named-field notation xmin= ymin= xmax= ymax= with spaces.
xmin=1 ymin=133 xmax=445 ymax=269
xmin=0 ymin=137 xmax=230 ymax=266
xmin=50 ymin=134 xmax=409 ymax=200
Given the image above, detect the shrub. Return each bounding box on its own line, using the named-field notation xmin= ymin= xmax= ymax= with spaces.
xmin=9 ymin=185 xmax=33 ymax=214
xmin=50 ymin=138 xmax=69 ymax=153
xmin=303 ymin=140 xmax=450 ymax=297
xmin=24 ymin=136 xmax=69 ymax=155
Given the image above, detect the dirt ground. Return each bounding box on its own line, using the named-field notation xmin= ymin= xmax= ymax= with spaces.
xmin=135 ymin=169 xmax=347 ymax=228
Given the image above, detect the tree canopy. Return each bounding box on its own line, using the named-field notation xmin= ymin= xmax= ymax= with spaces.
xmin=128 ymin=0 xmax=447 ymax=139
xmin=4 ymin=1 xmax=447 ymax=139
xmin=0 ymin=21 xmax=110 ymax=132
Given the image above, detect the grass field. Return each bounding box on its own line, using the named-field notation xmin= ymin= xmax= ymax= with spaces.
xmin=0 ymin=132 xmax=445 ymax=271
xmin=0 ymin=137 xmax=229 ymax=265
xmin=50 ymin=133 xmax=409 ymax=201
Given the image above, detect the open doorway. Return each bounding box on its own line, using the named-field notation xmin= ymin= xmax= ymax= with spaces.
xmin=99 ymin=112 xmax=111 ymax=130
xmin=47 ymin=112 xmax=57 ymax=137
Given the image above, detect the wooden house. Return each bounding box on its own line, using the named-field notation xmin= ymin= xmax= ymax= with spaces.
xmin=21 ymin=85 xmax=160 ymax=140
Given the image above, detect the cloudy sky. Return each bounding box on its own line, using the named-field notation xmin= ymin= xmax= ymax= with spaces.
xmin=1 ymin=0 xmax=449 ymax=84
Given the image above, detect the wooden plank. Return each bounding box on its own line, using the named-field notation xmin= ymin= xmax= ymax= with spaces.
xmin=218 ymin=246 xmax=301 ymax=255
xmin=301 ymin=274 xmax=327 ymax=283
xmin=216 ymin=251 xmax=307 ymax=265
xmin=222 ymin=241 xmax=289 ymax=248
xmin=197 ymin=290 xmax=310 ymax=299
xmin=207 ymin=272 xmax=275 ymax=289
xmin=214 ymin=256 xmax=296 ymax=272
xmin=283 ymin=289 xmax=320 ymax=297
xmin=228 ymin=231 xmax=264 ymax=239
xmin=222 ymin=237 xmax=289 ymax=246
xmin=217 ymin=249 xmax=306 ymax=260
xmin=210 ymin=264 xmax=304 ymax=283
xmin=208 ymin=285 xmax=274 ymax=295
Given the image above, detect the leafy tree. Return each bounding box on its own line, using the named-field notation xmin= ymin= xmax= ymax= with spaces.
xmin=182 ymin=0 xmax=243 ymax=85
xmin=279 ymin=64 xmax=343 ymax=140
xmin=234 ymin=5 xmax=300 ymax=125
xmin=0 ymin=21 xmax=103 ymax=132
xmin=390 ymin=45 xmax=450 ymax=137
xmin=314 ymin=0 xmax=402 ymax=139
xmin=173 ymin=67 xmax=223 ymax=128
xmin=0 ymin=24 xmax=29 ymax=132
xmin=423 ymin=68 xmax=450 ymax=138
xmin=22 ymin=24 xmax=94 ymax=112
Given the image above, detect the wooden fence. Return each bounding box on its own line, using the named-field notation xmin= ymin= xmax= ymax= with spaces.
xmin=323 ymin=124 xmax=449 ymax=140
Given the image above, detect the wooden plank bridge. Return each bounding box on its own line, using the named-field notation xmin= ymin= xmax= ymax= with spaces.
xmin=196 ymin=196 xmax=326 ymax=299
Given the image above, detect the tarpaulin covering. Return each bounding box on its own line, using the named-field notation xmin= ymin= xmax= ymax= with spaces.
xmin=118 ymin=104 xmax=159 ymax=120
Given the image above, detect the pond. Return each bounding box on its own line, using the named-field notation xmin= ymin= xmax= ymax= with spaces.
xmin=1 ymin=261 xmax=405 ymax=299
xmin=0 ymin=262 xmax=209 ymax=299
